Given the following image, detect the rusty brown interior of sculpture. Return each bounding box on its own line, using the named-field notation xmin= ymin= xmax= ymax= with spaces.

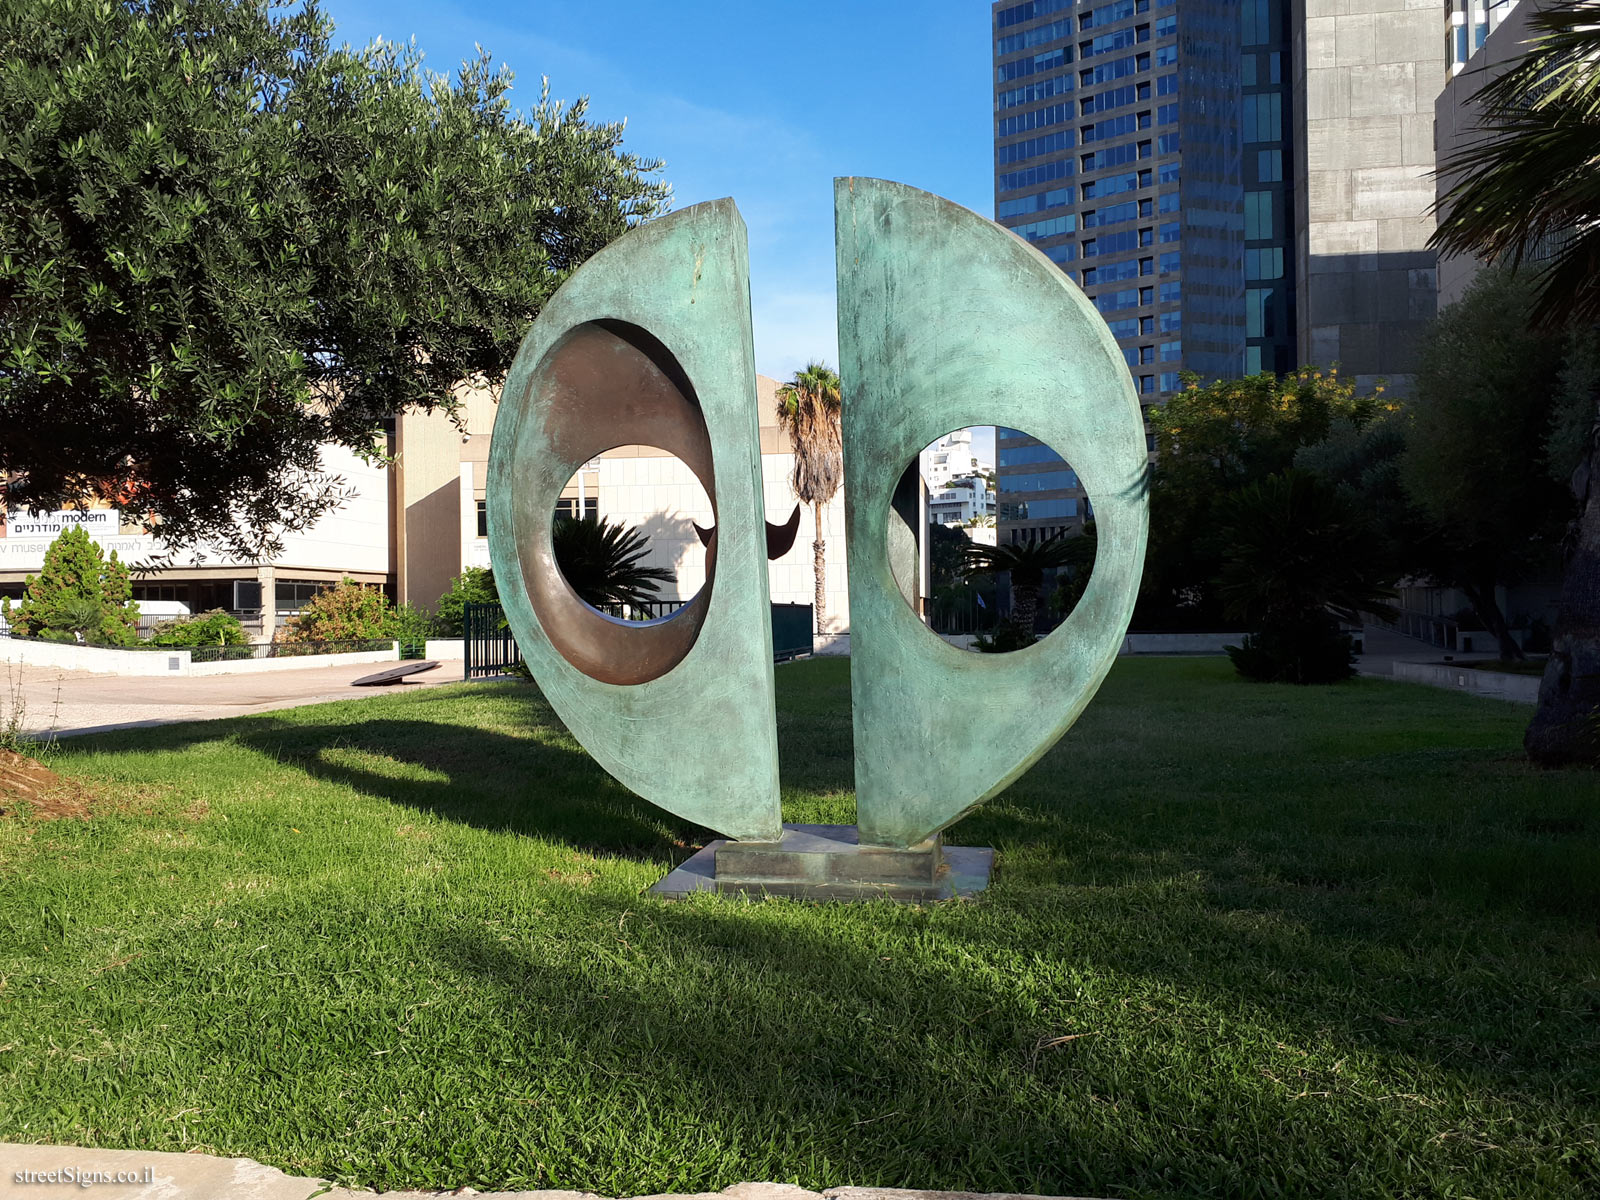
xmin=524 ymin=320 xmax=717 ymax=686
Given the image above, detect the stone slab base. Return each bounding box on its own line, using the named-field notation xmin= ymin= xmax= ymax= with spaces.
xmin=647 ymin=823 xmax=994 ymax=903
xmin=0 ymin=1146 xmax=1110 ymax=1200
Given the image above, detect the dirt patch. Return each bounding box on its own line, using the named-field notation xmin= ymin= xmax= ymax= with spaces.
xmin=0 ymin=748 xmax=95 ymax=820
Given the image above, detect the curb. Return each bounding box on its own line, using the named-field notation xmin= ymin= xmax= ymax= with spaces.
xmin=0 ymin=1146 xmax=1112 ymax=1200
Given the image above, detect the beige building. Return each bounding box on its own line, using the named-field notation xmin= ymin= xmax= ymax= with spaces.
xmin=4 ymin=374 xmax=860 ymax=641
xmin=0 ymin=444 xmax=390 ymax=640
xmin=394 ymin=373 xmax=854 ymax=635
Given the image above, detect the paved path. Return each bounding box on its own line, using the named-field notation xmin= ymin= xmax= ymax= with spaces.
xmin=0 ymin=1145 xmax=1108 ymax=1200
xmin=1 ymin=660 xmax=470 ymax=739
xmin=1353 ymin=622 xmax=1498 ymax=678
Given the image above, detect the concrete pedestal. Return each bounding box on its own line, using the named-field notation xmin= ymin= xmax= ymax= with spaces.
xmin=647 ymin=823 xmax=994 ymax=903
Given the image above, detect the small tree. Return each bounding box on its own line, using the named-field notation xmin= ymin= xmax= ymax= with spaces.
xmin=552 ymin=517 xmax=672 ymax=610
xmin=276 ymin=579 xmax=391 ymax=644
xmin=1402 ymin=271 xmax=1577 ymax=660
xmin=11 ymin=525 xmax=140 ymax=645
xmin=435 ymin=567 xmax=499 ymax=636
xmin=962 ymin=532 xmax=1085 ymax=646
xmin=775 ymin=363 xmax=844 ymax=634
xmin=1216 ymin=471 xmax=1396 ymax=684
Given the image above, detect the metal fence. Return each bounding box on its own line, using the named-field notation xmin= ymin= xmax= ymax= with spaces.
xmin=461 ymin=600 xmax=816 ymax=678
xmin=771 ymin=603 xmax=813 ymax=660
xmin=464 ymin=601 xmax=522 ymax=680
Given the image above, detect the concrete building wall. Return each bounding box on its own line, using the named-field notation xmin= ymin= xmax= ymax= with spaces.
xmin=1435 ymin=0 xmax=1540 ymax=308
xmin=1293 ymin=0 xmax=1441 ymax=388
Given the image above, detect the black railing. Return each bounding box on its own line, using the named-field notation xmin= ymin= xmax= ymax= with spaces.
xmin=771 ymin=603 xmax=813 ymax=660
xmin=464 ymin=601 xmax=522 ymax=680
xmin=460 ymin=600 xmax=815 ymax=676
xmin=595 ymin=599 xmax=688 ymax=621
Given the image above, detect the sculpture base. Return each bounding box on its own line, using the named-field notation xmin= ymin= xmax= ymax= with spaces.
xmin=647 ymin=823 xmax=994 ymax=903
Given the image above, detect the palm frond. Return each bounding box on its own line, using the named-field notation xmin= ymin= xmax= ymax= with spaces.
xmin=551 ymin=516 xmax=673 ymax=609
xmin=774 ymin=361 xmax=843 ymax=508
xmin=1432 ymin=3 xmax=1600 ymax=324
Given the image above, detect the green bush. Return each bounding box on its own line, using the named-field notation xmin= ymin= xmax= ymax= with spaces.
xmin=147 ymin=610 xmax=249 ymax=648
xmin=1226 ymin=614 xmax=1355 ymax=685
xmin=973 ymin=621 xmax=1038 ymax=654
xmin=435 ymin=568 xmax=498 ymax=636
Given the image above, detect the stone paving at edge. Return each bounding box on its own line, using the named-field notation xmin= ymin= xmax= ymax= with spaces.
xmin=0 ymin=1147 xmax=1111 ymax=1200
xmin=1 ymin=660 xmax=463 ymax=739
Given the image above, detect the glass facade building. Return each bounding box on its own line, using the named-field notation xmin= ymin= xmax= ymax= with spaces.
xmin=991 ymin=0 xmax=1280 ymax=545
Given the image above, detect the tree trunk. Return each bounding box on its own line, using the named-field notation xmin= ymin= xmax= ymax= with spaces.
xmin=813 ymin=503 xmax=826 ymax=636
xmin=1012 ymin=583 xmax=1039 ymax=637
xmin=1526 ymin=414 xmax=1600 ymax=766
xmin=1460 ymin=577 xmax=1523 ymax=661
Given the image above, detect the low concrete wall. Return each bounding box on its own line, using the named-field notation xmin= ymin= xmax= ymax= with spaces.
xmin=186 ymin=646 xmax=399 ymax=676
xmin=1 ymin=638 xmax=398 ymax=677
xmin=1393 ymin=660 xmax=1540 ymax=704
xmin=2 ymin=638 xmax=189 ymax=675
xmin=424 ymin=638 xmax=464 ymax=660
xmin=1120 ymin=632 xmax=1240 ymax=655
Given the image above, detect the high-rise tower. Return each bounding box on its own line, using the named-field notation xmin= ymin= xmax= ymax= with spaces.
xmin=990 ymin=0 xmax=1248 ymax=545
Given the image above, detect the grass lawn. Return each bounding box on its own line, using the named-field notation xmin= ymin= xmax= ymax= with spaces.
xmin=1 ymin=658 xmax=1596 ymax=1199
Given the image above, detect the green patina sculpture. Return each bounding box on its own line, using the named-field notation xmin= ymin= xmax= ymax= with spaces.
xmin=487 ymin=199 xmax=784 ymax=844
xmin=489 ymin=181 xmax=1148 ymax=894
xmin=836 ymin=178 xmax=1150 ymax=848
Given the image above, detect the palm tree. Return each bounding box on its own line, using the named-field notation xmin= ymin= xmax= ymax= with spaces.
xmin=775 ymin=363 xmax=843 ymax=634
xmin=962 ymin=530 xmax=1086 ymax=642
xmin=551 ymin=516 xmax=673 ymax=612
xmin=1430 ymin=4 xmax=1600 ymax=764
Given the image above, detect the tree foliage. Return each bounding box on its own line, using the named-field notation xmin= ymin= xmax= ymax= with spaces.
xmin=1402 ymin=270 xmax=1579 ymax=658
xmin=0 ymin=0 xmax=670 ymax=557
xmin=1143 ymin=368 xmax=1387 ymax=624
xmin=1428 ymin=2 xmax=1600 ymax=765
xmin=10 ymin=525 xmax=139 ymax=644
xmin=551 ymin=516 xmax=672 ymax=611
xmin=963 ymin=532 xmax=1085 ymax=643
xmin=1431 ymin=2 xmax=1600 ymax=326
xmin=434 ymin=567 xmax=499 ymax=636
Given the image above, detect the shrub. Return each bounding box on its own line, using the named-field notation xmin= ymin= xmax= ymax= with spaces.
xmin=435 ymin=568 xmax=498 ymax=636
xmin=973 ymin=621 xmax=1039 ymax=654
xmin=1226 ymin=614 xmax=1355 ymax=685
xmin=276 ymin=579 xmax=435 ymax=649
xmin=148 ymin=610 xmax=249 ymax=648
xmin=276 ymin=579 xmax=391 ymax=644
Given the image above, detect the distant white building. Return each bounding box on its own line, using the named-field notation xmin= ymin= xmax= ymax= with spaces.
xmin=920 ymin=428 xmax=992 ymax=493
xmin=928 ymin=476 xmax=996 ymax=535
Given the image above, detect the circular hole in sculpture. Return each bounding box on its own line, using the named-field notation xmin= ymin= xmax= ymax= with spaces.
xmin=552 ymin=448 xmax=712 ymax=620
xmin=906 ymin=426 xmax=1096 ymax=653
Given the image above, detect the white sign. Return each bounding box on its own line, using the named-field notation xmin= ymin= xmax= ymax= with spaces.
xmin=2 ymin=508 xmax=120 ymax=538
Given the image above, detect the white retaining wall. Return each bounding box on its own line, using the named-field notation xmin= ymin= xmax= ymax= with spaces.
xmin=1 ymin=638 xmax=398 ymax=676
xmin=1392 ymin=660 xmax=1540 ymax=704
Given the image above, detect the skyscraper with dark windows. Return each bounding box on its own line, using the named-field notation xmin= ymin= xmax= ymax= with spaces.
xmin=991 ymin=0 xmax=1256 ymax=546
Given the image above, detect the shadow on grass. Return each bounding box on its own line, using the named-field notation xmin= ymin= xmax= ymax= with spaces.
xmin=86 ymin=686 xmax=715 ymax=863
xmin=422 ymin=887 xmax=1598 ymax=1197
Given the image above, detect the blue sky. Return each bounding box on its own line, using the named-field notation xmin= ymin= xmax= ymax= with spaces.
xmin=321 ymin=0 xmax=996 ymax=388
